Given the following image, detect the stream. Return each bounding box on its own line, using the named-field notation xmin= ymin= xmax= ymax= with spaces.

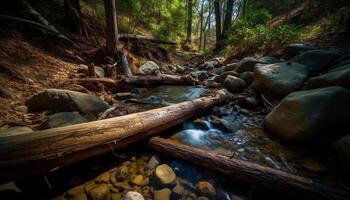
xmin=5 ymin=86 xmax=335 ymax=200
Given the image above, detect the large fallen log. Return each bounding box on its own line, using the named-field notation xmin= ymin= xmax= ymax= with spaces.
xmin=119 ymin=34 xmax=177 ymax=45
xmin=0 ymin=90 xmax=230 ymax=184
xmin=76 ymin=74 xmax=197 ymax=90
xmin=149 ymin=137 xmax=350 ymax=200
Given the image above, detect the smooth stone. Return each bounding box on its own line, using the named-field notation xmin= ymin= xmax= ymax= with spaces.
xmin=305 ymin=65 xmax=350 ymax=90
xmin=223 ymin=63 xmax=239 ymax=72
xmin=214 ymin=71 xmax=239 ymax=83
xmin=223 ymin=75 xmax=247 ymax=93
xmin=290 ymin=49 xmax=340 ymax=73
xmin=258 ymin=56 xmax=281 ymax=64
xmin=172 ymin=183 xmax=184 ymax=198
xmin=283 ymin=43 xmax=317 ymax=58
xmin=136 ymin=61 xmax=160 ymax=75
xmin=25 ymin=89 xmax=109 ymax=120
xmin=122 ymin=191 xmax=145 ymax=200
xmin=132 ymin=175 xmax=144 ymax=185
xmin=235 ymin=57 xmax=266 ymax=73
xmin=154 ymin=188 xmax=171 ymax=200
xmin=38 ymin=112 xmax=87 ymax=130
xmin=254 ymin=62 xmax=308 ymax=96
xmin=112 ymin=193 xmax=122 ymax=200
xmin=265 ymin=86 xmax=350 ymax=141
xmin=196 ymin=181 xmax=216 ymax=197
xmin=87 ymin=184 xmax=110 ymax=200
xmin=238 ymin=72 xmax=254 ymax=85
xmin=155 ymin=164 xmax=176 ymax=185
xmin=0 ymin=126 xmax=33 ymax=137
xmin=96 ymin=173 xmax=110 ymax=184
xmin=147 ymin=156 xmax=160 ymax=170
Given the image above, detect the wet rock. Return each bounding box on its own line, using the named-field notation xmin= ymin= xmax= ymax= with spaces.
xmin=254 ymin=62 xmax=308 ymax=96
xmin=214 ymin=71 xmax=239 ymax=83
xmin=84 ymin=181 xmax=98 ymax=193
xmin=196 ymin=181 xmax=216 ymax=197
xmin=87 ymin=184 xmax=110 ymax=200
xmin=154 ymin=188 xmax=171 ymax=200
xmin=223 ymin=75 xmax=247 ymax=93
xmin=258 ymin=56 xmax=281 ymax=64
xmin=238 ymin=72 xmax=254 ymax=85
xmin=96 ymin=173 xmax=110 ymax=184
xmin=265 ymin=86 xmax=350 ymax=141
xmin=243 ymin=96 xmax=260 ymax=108
xmin=147 ymin=156 xmax=160 ymax=170
xmin=0 ymin=126 xmax=33 ymax=137
xmin=155 ymin=164 xmax=176 ymax=185
xmin=136 ymin=61 xmax=160 ymax=75
xmin=112 ymin=193 xmax=122 ymax=200
xmin=0 ymin=87 xmax=14 ymax=99
xmin=205 ymin=80 xmax=221 ymax=88
xmin=335 ymin=134 xmax=350 ymax=183
xmin=223 ymin=63 xmax=239 ymax=72
xmin=191 ymin=71 xmax=210 ymax=81
xmin=172 ymin=184 xmax=185 ymax=198
xmin=131 ymin=175 xmax=144 ymax=185
xmin=117 ymin=166 xmax=129 ymax=181
xmin=283 ymin=43 xmax=317 ymax=58
xmin=290 ymin=50 xmax=340 ymax=73
xmin=235 ymin=57 xmax=266 ymax=73
xmin=77 ymin=64 xmax=105 ymax=78
xmin=122 ymin=191 xmax=145 ymax=200
xmin=25 ymin=89 xmax=109 ymax=120
xmin=305 ymin=65 xmax=350 ymax=90
xmin=38 ymin=112 xmax=87 ymax=130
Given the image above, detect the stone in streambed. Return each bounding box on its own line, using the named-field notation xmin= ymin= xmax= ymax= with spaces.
xmin=154 ymin=188 xmax=172 ymax=200
xmin=131 ymin=175 xmax=144 ymax=185
xmin=38 ymin=112 xmax=87 ymax=130
xmin=265 ymin=86 xmax=350 ymax=141
xmin=196 ymin=181 xmax=216 ymax=197
xmin=122 ymin=191 xmax=145 ymax=200
xmin=117 ymin=166 xmax=129 ymax=181
xmin=258 ymin=56 xmax=281 ymax=64
xmin=223 ymin=75 xmax=247 ymax=93
xmin=254 ymin=62 xmax=308 ymax=96
xmin=147 ymin=156 xmax=160 ymax=170
xmin=305 ymin=65 xmax=350 ymax=90
xmin=136 ymin=61 xmax=160 ymax=75
xmin=235 ymin=57 xmax=267 ymax=73
xmin=214 ymin=71 xmax=239 ymax=83
xmin=87 ymin=184 xmax=110 ymax=200
xmin=239 ymin=72 xmax=254 ymax=85
xmin=283 ymin=43 xmax=317 ymax=58
xmin=155 ymin=164 xmax=176 ymax=185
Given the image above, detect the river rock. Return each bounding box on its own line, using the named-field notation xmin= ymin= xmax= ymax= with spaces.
xmin=305 ymin=65 xmax=350 ymax=90
xmin=254 ymin=62 xmax=308 ymax=96
xmin=235 ymin=57 xmax=266 ymax=73
xmin=265 ymin=86 xmax=350 ymax=141
xmin=196 ymin=181 xmax=216 ymax=197
xmin=25 ymin=89 xmax=109 ymax=120
xmin=132 ymin=175 xmax=144 ymax=185
xmin=77 ymin=64 xmax=105 ymax=78
xmin=87 ymin=184 xmax=110 ymax=200
xmin=214 ymin=71 xmax=239 ymax=83
xmin=191 ymin=71 xmax=210 ymax=81
xmin=335 ymin=134 xmax=350 ymax=182
xmin=154 ymin=188 xmax=171 ymax=200
xmin=239 ymin=72 xmax=254 ymax=85
xmin=172 ymin=183 xmax=185 ymax=198
xmin=117 ymin=166 xmax=129 ymax=181
xmin=122 ymin=191 xmax=145 ymax=200
xmin=223 ymin=75 xmax=247 ymax=93
xmin=155 ymin=164 xmax=176 ymax=185
xmin=38 ymin=112 xmax=87 ymax=129
xmin=290 ymin=50 xmax=340 ymax=73
xmin=259 ymin=56 xmax=281 ymax=64
xmin=0 ymin=126 xmax=33 ymax=137
xmin=283 ymin=43 xmax=317 ymax=58
xmin=147 ymin=156 xmax=160 ymax=170
xmin=136 ymin=61 xmax=160 ymax=75
xmin=223 ymin=63 xmax=239 ymax=72
xmin=67 ymin=185 xmax=85 ymax=197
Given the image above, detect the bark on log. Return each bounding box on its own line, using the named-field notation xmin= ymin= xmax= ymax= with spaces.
xmin=148 ymin=137 xmax=350 ymax=200
xmin=119 ymin=34 xmax=177 ymax=45
xmin=0 ymin=90 xmax=231 ymax=183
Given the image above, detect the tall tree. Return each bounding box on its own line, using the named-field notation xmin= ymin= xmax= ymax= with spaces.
xmin=199 ymin=0 xmax=205 ymax=50
xmin=222 ymin=0 xmax=234 ymax=38
xmin=103 ymin=0 xmax=118 ymax=55
xmin=214 ymin=0 xmax=222 ymax=50
xmin=64 ymin=0 xmax=87 ymax=36
xmin=186 ymin=0 xmax=193 ymax=44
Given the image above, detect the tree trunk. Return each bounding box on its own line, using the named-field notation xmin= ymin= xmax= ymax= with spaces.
xmin=149 ymin=137 xmax=350 ymax=200
xmin=0 ymin=90 xmax=231 ymax=184
xmin=222 ymin=0 xmax=234 ymax=39
xmin=199 ymin=0 xmax=205 ymax=50
xmin=186 ymin=0 xmax=193 ymax=44
xmin=64 ymin=0 xmax=87 ymax=36
xmin=119 ymin=34 xmax=177 ymax=45
xmin=103 ymin=0 xmax=118 ymax=55
xmin=214 ymin=0 xmax=222 ymax=50
xmin=118 ymin=51 xmax=133 ymax=77
xmin=204 ymin=2 xmax=212 ymax=50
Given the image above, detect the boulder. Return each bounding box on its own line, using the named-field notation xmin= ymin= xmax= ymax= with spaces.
xmin=153 ymin=188 xmax=171 ymax=200
xmin=155 ymin=164 xmax=176 ymax=185
xmin=283 ymin=43 xmax=317 ymax=58
xmin=305 ymin=66 xmax=350 ymax=90
xmin=335 ymin=134 xmax=350 ymax=183
xmin=330 ymin=61 xmax=350 ymax=72
xmin=25 ymin=89 xmax=109 ymax=120
xmin=0 ymin=126 xmax=33 ymax=137
xmin=258 ymin=56 xmax=281 ymax=64
xmin=238 ymin=72 xmax=254 ymax=85
xmin=136 ymin=61 xmax=160 ymax=75
xmin=290 ymin=50 xmax=340 ymax=73
xmin=223 ymin=63 xmax=238 ymax=72
xmin=122 ymin=191 xmax=144 ymax=200
xmin=214 ymin=71 xmax=239 ymax=83
xmin=77 ymin=64 xmax=105 ymax=78
xmin=196 ymin=181 xmax=216 ymax=197
xmin=265 ymin=86 xmax=350 ymax=141
xmin=223 ymin=75 xmax=247 ymax=93
xmin=87 ymin=184 xmax=110 ymax=200
xmin=254 ymin=62 xmax=308 ymax=96
xmin=235 ymin=57 xmax=266 ymax=73
xmin=38 ymin=112 xmax=87 ymax=130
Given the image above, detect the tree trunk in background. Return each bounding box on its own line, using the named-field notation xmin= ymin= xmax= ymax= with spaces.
xmin=222 ymin=0 xmax=234 ymax=39
xmin=214 ymin=0 xmax=222 ymax=50
xmin=199 ymin=0 xmax=205 ymax=50
xmin=64 ymin=0 xmax=87 ymax=36
xmin=242 ymin=0 xmax=249 ymax=17
xmin=186 ymin=0 xmax=193 ymax=44
xmin=203 ymin=2 xmax=213 ymax=50
xmin=103 ymin=0 xmax=118 ymax=55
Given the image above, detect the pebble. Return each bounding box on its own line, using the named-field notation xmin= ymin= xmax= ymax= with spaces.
xmin=154 ymin=188 xmax=172 ymax=200
xmin=196 ymin=181 xmax=216 ymax=197
xmin=122 ymin=191 xmax=145 ymax=200
xmin=117 ymin=166 xmax=129 ymax=181
xmin=147 ymin=156 xmax=160 ymax=170
xmin=87 ymin=184 xmax=110 ymax=200
xmin=132 ymin=175 xmax=144 ymax=185
xmin=155 ymin=164 xmax=176 ymax=185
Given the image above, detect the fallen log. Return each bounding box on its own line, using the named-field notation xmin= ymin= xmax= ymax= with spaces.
xmin=0 ymin=90 xmax=230 ymax=184
xmin=148 ymin=137 xmax=350 ymax=200
xmin=119 ymin=34 xmax=177 ymax=45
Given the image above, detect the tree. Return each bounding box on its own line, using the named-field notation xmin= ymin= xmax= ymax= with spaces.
xmin=185 ymin=0 xmax=193 ymax=44
xmin=64 ymin=0 xmax=87 ymax=36
xmin=214 ymin=0 xmax=222 ymax=50
xmin=199 ymin=0 xmax=205 ymax=49
xmin=222 ymin=0 xmax=234 ymax=38
xmin=103 ymin=0 xmax=118 ymax=55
